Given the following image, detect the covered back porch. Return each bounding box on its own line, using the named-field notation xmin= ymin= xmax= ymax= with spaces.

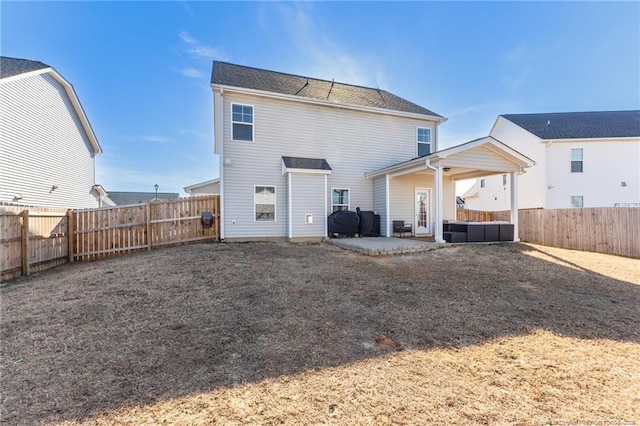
xmin=366 ymin=137 xmax=535 ymax=243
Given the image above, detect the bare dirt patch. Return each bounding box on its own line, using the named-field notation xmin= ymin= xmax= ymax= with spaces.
xmin=1 ymin=242 xmax=638 ymax=425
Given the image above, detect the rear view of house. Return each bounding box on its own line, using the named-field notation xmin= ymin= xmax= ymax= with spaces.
xmin=211 ymin=61 xmax=533 ymax=242
xmin=0 ymin=56 xmax=105 ymax=208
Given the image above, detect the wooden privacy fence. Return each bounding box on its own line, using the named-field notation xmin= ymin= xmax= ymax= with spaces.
xmin=1 ymin=205 xmax=70 ymax=282
xmin=458 ymin=207 xmax=639 ymax=258
xmin=518 ymin=207 xmax=639 ymax=258
xmin=1 ymin=195 xmax=219 ymax=281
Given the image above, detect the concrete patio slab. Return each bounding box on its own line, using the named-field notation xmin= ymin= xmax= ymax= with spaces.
xmin=324 ymin=237 xmax=444 ymax=256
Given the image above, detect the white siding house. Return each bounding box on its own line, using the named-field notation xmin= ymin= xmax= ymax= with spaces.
xmin=0 ymin=57 xmax=104 ymax=209
xmin=184 ymin=178 xmax=220 ymax=196
xmin=211 ymin=62 xmax=533 ymax=242
xmin=464 ymin=111 xmax=640 ymax=210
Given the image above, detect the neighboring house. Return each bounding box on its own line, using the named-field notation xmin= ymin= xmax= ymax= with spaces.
xmin=184 ymin=178 xmax=220 ymax=196
xmin=105 ymin=191 xmax=180 ymax=206
xmin=0 ymin=56 xmax=105 ymax=209
xmin=464 ymin=111 xmax=640 ymax=210
xmin=211 ymin=61 xmax=533 ymax=242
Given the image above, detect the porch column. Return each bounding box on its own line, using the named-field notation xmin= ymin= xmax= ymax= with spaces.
xmin=435 ymin=166 xmax=445 ymax=243
xmin=385 ymin=174 xmax=390 ymax=237
xmin=510 ymin=171 xmax=519 ymax=242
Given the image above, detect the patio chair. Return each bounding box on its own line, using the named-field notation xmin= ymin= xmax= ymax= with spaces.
xmin=392 ymin=220 xmax=413 ymax=238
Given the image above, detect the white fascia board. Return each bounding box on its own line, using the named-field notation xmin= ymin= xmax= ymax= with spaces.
xmin=282 ymin=167 xmax=331 ymax=175
xmin=211 ymin=83 xmax=447 ymax=124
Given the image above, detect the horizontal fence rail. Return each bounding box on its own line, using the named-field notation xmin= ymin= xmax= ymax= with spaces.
xmin=1 ymin=195 xmax=220 ymax=281
xmin=458 ymin=207 xmax=639 ymax=258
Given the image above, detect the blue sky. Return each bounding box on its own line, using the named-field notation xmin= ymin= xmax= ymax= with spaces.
xmin=3 ymin=1 xmax=639 ymax=195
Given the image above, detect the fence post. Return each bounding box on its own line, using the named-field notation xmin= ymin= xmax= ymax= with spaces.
xmin=146 ymin=202 xmax=152 ymax=251
xmin=67 ymin=209 xmax=74 ymax=263
xmin=21 ymin=209 xmax=30 ymax=276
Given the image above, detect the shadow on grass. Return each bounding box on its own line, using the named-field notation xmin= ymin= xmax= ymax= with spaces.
xmin=1 ymin=242 xmax=638 ymax=424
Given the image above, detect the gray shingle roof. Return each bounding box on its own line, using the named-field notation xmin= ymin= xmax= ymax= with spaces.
xmin=282 ymin=156 xmax=332 ymax=171
xmin=211 ymin=61 xmax=443 ymax=118
xmin=1 ymin=56 xmax=49 ymax=79
xmin=501 ymin=110 xmax=640 ymax=140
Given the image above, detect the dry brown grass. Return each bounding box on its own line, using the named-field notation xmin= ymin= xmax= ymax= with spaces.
xmin=1 ymin=242 xmax=639 ymax=425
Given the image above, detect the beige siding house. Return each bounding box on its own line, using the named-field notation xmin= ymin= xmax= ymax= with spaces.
xmin=211 ymin=62 xmax=533 ymax=242
xmin=464 ymin=111 xmax=640 ymax=210
xmin=0 ymin=56 xmax=104 ymax=209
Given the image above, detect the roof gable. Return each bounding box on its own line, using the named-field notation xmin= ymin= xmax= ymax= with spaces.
xmin=0 ymin=56 xmax=49 ymax=79
xmin=501 ymin=110 xmax=640 ymax=140
xmin=211 ymin=61 xmax=443 ymax=118
xmin=1 ymin=56 xmax=102 ymax=155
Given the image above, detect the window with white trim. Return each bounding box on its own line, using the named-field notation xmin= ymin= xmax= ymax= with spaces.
xmin=254 ymin=186 xmax=275 ymax=221
xmin=331 ymin=188 xmax=350 ymax=212
xmin=232 ymin=103 xmax=254 ymax=141
xmin=570 ymin=195 xmax=584 ymax=208
xmin=480 ymin=179 xmax=485 ymax=188
xmin=571 ymin=148 xmax=583 ymax=173
xmin=417 ymin=127 xmax=432 ymax=156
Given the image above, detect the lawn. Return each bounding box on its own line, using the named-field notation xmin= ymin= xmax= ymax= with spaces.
xmin=1 ymin=242 xmax=638 ymax=425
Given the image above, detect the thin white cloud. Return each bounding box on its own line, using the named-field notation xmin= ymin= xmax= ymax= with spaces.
xmin=178 ymin=31 xmax=227 ymax=60
xmin=268 ymin=3 xmax=380 ymax=87
xmin=180 ymin=67 xmax=204 ymax=78
xmin=119 ymin=134 xmax=171 ymax=144
xmin=143 ymin=135 xmax=170 ymax=144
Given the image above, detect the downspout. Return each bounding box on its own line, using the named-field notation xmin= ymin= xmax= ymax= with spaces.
xmin=324 ymin=174 xmax=328 ymax=237
xmin=425 ymin=158 xmax=445 ymax=243
xmin=217 ymin=87 xmax=225 ymax=240
xmin=288 ymin=173 xmax=293 ymax=240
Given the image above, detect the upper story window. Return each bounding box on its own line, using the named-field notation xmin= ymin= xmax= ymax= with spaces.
xmin=232 ymin=103 xmax=254 ymax=141
xmin=417 ymin=127 xmax=432 ymax=156
xmin=480 ymin=179 xmax=485 ymax=188
xmin=571 ymin=148 xmax=583 ymax=173
xmin=255 ymin=185 xmax=276 ymax=221
xmin=332 ymin=188 xmax=350 ymax=212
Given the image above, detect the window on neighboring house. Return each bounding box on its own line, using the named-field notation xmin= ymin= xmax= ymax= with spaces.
xmin=571 ymin=195 xmax=584 ymax=208
xmin=571 ymin=148 xmax=583 ymax=173
xmin=480 ymin=179 xmax=485 ymax=188
xmin=232 ymin=103 xmax=254 ymax=141
xmin=332 ymin=188 xmax=350 ymax=212
xmin=417 ymin=127 xmax=432 ymax=156
xmin=255 ymin=185 xmax=275 ymax=221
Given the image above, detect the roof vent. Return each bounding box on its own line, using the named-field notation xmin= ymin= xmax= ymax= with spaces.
xmin=547 ymin=120 xmax=551 ymax=127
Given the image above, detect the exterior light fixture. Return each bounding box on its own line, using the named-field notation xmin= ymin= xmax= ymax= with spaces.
xmin=154 ymin=184 xmax=159 ymax=200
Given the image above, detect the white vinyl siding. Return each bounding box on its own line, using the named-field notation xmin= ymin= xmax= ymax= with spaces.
xmin=0 ymin=73 xmax=99 ymax=208
xmin=546 ymin=140 xmax=640 ymax=208
xmin=372 ymin=176 xmax=387 ymax=236
xmin=220 ymin=92 xmax=438 ymax=239
xmin=290 ymin=174 xmax=325 ymax=238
